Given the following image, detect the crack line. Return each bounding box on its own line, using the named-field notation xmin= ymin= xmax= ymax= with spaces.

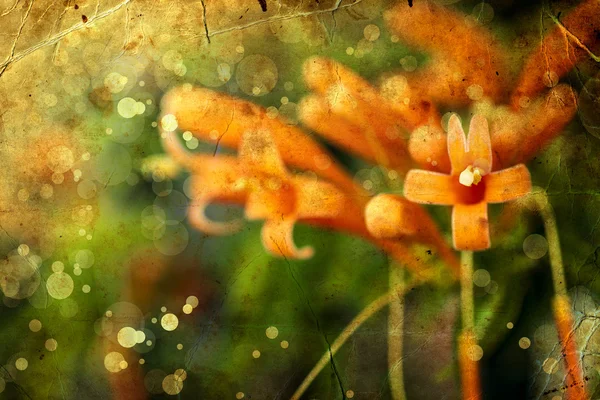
xmin=0 ymin=0 xmax=133 ymax=78
xmin=207 ymin=0 xmax=362 ymax=39
xmin=200 ymin=0 xmax=210 ymax=43
xmin=274 ymin=241 xmax=346 ymax=399
xmin=0 ymin=0 xmax=34 ymax=77
xmin=546 ymin=10 xmax=600 ymax=62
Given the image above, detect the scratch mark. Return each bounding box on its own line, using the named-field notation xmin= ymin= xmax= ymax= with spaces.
xmin=546 ymin=10 xmax=600 ymax=62
xmin=185 ymin=253 xmax=261 ymax=368
xmin=200 ymin=0 xmax=210 ymax=43
xmin=1 ymin=365 xmax=33 ymax=399
xmin=207 ymin=0 xmax=362 ymax=39
xmin=213 ymin=107 xmax=235 ymax=156
xmin=1 ymin=0 xmax=20 ymax=17
xmin=0 ymin=0 xmax=35 ymax=77
xmin=274 ymin=241 xmax=347 ymax=399
xmin=0 ymin=0 xmax=133 ymax=78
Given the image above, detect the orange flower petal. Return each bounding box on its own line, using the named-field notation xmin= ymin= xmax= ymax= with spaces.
xmin=396 ymin=58 xmax=493 ymax=108
xmin=365 ymin=194 xmax=419 ymax=238
xmin=181 ymin=156 xmax=247 ymax=235
xmin=467 ymin=114 xmax=492 ymax=174
xmin=288 ymin=173 xmax=370 ymax=238
xmin=244 ymin=181 xmax=296 ymax=221
xmin=188 ymin=163 xmax=247 ymax=236
xmin=492 ymin=85 xmax=577 ymax=169
xmin=160 ymin=86 xmax=363 ymax=197
xmin=365 ymin=194 xmax=460 ymax=274
xmin=384 ymin=1 xmax=510 ymax=103
xmin=303 ymin=56 xmax=372 ymax=99
xmin=484 ymin=164 xmax=531 ymax=203
xmin=302 ymin=57 xmax=412 ymax=170
xmin=408 ymin=123 xmax=451 ymax=172
xmin=293 ymin=177 xmax=344 ymax=220
xmin=511 ymin=0 xmax=600 ymax=103
xmin=261 ymin=218 xmax=314 ymax=260
xmin=378 ymin=74 xmax=440 ymax=129
xmin=447 ymin=114 xmax=468 ymax=175
xmin=239 ymin=129 xmax=287 ymax=177
xmin=183 ymin=155 xmax=245 ymax=197
xmin=404 ymin=170 xmax=458 ymax=205
xmin=452 ymin=202 xmax=490 ymax=251
xmin=298 ymin=95 xmax=381 ymax=165
xmin=160 ymin=129 xmax=199 ymax=170
xmin=321 ymin=92 xmax=404 ymax=169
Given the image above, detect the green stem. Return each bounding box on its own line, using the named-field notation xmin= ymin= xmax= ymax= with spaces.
xmin=526 ymin=189 xmax=567 ymax=296
xmin=388 ymin=266 xmax=407 ymax=400
xmin=524 ymin=188 xmax=589 ymax=398
xmin=290 ymin=277 xmax=420 ymax=400
xmin=460 ymin=251 xmax=475 ymax=332
xmin=458 ymin=251 xmax=482 ymax=400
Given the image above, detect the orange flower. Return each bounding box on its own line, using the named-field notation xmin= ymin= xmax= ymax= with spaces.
xmin=402 ymin=114 xmax=532 ymax=251
xmin=161 ymin=122 xmax=353 ymax=260
xmin=160 ymin=86 xmax=460 ymax=274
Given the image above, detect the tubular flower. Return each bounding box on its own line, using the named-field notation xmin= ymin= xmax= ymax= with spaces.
xmin=160 ymin=86 xmax=363 ymax=198
xmin=403 ymin=114 xmax=532 ymax=251
xmin=161 ymin=123 xmax=351 ymax=260
xmin=159 ymin=88 xmax=459 ymax=273
xmin=155 ymin=0 xmax=594 ymax=280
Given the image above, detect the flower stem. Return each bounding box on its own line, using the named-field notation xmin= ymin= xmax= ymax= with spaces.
xmin=290 ymin=276 xmax=420 ymax=400
xmin=525 ymin=189 xmax=588 ymax=399
xmin=460 ymin=251 xmax=475 ymax=332
xmin=388 ymin=266 xmax=407 ymax=400
xmin=527 ymin=190 xmax=567 ymax=296
xmin=459 ymin=251 xmax=481 ymax=400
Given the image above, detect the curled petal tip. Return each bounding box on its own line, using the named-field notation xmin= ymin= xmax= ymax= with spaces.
xmin=188 ymin=201 xmax=244 ymax=236
xmin=261 ymin=219 xmax=314 ymax=260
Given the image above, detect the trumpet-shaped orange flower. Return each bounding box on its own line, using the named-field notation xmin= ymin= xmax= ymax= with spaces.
xmin=403 ymin=114 xmax=532 ymax=251
xmin=160 ymin=122 xmax=351 ymax=260
xmin=160 ymin=86 xmax=460 ymax=274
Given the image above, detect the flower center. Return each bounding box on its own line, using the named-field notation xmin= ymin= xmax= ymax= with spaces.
xmin=459 ymin=165 xmax=484 ymax=187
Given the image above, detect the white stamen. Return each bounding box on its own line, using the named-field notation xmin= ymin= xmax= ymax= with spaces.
xmin=459 ymin=166 xmax=484 ymax=187
xmin=459 ymin=166 xmax=475 ymax=187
